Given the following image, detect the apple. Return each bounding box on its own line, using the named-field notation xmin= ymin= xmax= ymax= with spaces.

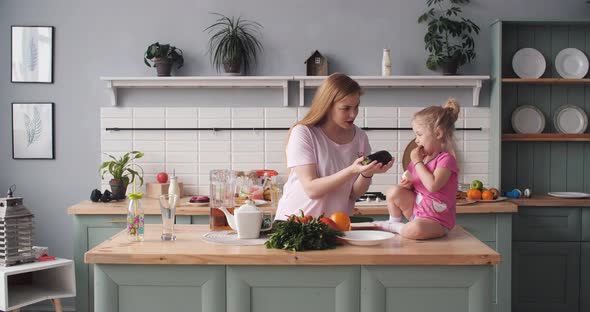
xmin=157 ymin=172 xmax=169 ymax=183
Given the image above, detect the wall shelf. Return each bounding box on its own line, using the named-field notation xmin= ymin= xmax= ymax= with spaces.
xmin=502 ymin=133 xmax=590 ymax=142
xmin=101 ymin=75 xmax=489 ymax=107
xmin=100 ymin=76 xmax=292 ymax=106
xmin=295 ymin=75 xmax=489 ymax=107
xmin=502 ymin=78 xmax=590 ymax=84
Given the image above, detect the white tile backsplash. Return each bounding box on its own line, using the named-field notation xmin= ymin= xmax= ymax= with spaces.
xmin=101 ymin=106 xmax=492 ymax=190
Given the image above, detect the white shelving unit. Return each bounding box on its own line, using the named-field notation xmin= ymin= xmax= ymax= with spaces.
xmin=296 ymin=75 xmax=489 ymax=107
xmin=0 ymin=258 xmax=75 ymax=311
xmin=101 ymin=75 xmax=489 ymax=107
xmin=100 ymin=76 xmax=292 ymax=106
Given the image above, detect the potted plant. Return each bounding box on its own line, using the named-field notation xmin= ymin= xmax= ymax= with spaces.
xmin=144 ymin=42 xmax=184 ymax=76
xmin=418 ymin=0 xmax=480 ymax=75
xmin=99 ymin=151 xmax=144 ymax=200
xmin=205 ymin=13 xmax=263 ymax=75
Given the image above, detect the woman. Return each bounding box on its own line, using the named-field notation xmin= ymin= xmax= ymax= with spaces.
xmin=275 ymin=73 xmax=394 ymax=220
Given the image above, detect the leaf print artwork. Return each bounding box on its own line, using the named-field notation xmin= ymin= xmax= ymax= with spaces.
xmin=24 ymin=107 xmax=43 ymax=147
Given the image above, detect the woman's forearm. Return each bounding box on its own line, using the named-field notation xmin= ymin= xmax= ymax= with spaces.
xmin=351 ymin=174 xmax=371 ymax=199
xmin=297 ymin=165 xmax=358 ymax=199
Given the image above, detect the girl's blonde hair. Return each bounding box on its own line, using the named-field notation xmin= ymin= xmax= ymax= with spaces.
xmin=285 ymin=73 xmax=363 ymax=170
xmin=413 ymin=99 xmax=461 ymax=155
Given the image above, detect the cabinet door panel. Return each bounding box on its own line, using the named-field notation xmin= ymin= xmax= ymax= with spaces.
xmin=582 ymin=208 xmax=590 ymax=241
xmin=456 ymin=214 xmax=496 ymax=241
xmin=582 ymin=243 xmax=590 ymax=312
xmin=512 ymin=242 xmax=580 ymax=312
xmin=513 ymin=207 xmax=581 ymax=241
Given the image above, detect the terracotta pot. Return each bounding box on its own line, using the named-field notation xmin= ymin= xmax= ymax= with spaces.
xmin=109 ymin=179 xmax=127 ymax=200
xmin=154 ymin=58 xmax=173 ymax=76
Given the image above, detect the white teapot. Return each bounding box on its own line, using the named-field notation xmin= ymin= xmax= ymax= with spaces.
xmin=218 ymin=200 xmax=272 ymax=239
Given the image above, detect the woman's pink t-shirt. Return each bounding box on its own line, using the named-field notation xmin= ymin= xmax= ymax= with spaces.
xmin=275 ymin=124 xmax=371 ymax=220
xmin=407 ymin=152 xmax=459 ymax=229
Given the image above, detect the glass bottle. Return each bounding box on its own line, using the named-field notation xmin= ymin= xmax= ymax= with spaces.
xmin=382 ymin=49 xmax=392 ymax=76
xmin=126 ymin=194 xmax=145 ymax=241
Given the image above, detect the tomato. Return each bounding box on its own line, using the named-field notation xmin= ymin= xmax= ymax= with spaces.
xmin=288 ymin=215 xmax=312 ymax=224
xmin=319 ymin=217 xmax=339 ymax=230
xmin=329 ymin=212 xmax=351 ymax=231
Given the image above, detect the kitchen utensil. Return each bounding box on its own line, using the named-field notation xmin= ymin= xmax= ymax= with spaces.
xmin=553 ymin=105 xmax=588 ymax=134
xmin=555 ymin=48 xmax=589 ymax=79
xmin=217 ymin=200 xmax=272 ymax=239
xmin=402 ymin=139 xmax=419 ymax=171
xmin=511 ymin=105 xmax=546 ymax=134
xmin=338 ymin=230 xmax=395 ymax=246
xmin=505 ymin=189 xmax=522 ymax=199
xmin=547 ymin=192 xmax=590 ymax=198
xmin=512 ymin=48 xmax=546 ymax=78
xmin=209 ymin=169 xmax=236 ymax=231
xmin=159 ymin=194 xmax=179 ymax=241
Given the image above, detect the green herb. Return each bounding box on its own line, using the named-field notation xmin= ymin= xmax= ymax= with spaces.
xmin=265 ymin=214 xmax=343 ymax=251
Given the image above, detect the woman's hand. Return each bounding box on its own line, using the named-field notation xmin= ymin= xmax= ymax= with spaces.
xmin=350 ymin=156 xmax=380 ymax=175
xmin=410 ymin=146 xmax=426 ymax=164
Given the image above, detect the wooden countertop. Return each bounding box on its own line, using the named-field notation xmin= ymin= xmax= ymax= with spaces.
xmin=68 ymin=198 xmax=517 ymax=215
xmin=84 ymin=224 xmax=500 ymax=266
xmin=508 ymin=195 xmax=590 ymax=207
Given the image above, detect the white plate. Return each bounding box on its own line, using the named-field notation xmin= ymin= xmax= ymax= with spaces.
xmin=555 ymin=48 xmax=589 ymax=79
xmin=512 ymin=48 xmax=546 ymax=78
xmin=476 ymin=196 xmax=508 ymax=202
xmin=338 ymin=230 xmax=395 ymax=246
xmin=511 ymin=105 xmax=546 ymax=134
xmin=548 ymin=192 xmax=590 ymax=198
xmin=553 ymin=105 xmax=588 ymax=134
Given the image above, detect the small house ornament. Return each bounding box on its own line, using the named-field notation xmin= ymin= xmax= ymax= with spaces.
xmin=305 ymin=50 xmax=328 ymax=76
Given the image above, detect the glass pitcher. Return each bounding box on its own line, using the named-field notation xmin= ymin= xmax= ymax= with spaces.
xmin=209 ymin=169 xmax=236 ymax=231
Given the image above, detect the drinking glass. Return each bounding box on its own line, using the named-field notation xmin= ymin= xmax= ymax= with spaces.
xmin=209 ymin=169 xmax=236 ymax=230
xmin=159 ymin=194 xmax=179 ymax=240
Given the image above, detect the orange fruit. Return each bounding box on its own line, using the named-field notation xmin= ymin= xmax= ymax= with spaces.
xmin=330 ymin=212 xmax=351 ymax=231
xmin=467 ymin=189 xmax=482 ymax=200
xmin=481 ymin=190 xmax=494 ymax=200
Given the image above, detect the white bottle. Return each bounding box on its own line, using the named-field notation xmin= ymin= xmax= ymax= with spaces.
xmin=168 ymin=169 xmax=180 ymax=197
xmin=382 ymin=49 xmax=392 ymax=76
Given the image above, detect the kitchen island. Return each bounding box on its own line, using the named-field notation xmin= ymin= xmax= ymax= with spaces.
xmin=69 ymin=198 xmax=516 ymax=312
xmin=86 ymin=224 xmax=499 ymax=312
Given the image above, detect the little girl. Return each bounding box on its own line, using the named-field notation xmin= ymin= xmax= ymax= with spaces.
xmin=377 ymin=99 xmax=460 ymax=240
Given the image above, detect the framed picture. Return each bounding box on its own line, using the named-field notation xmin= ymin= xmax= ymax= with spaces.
xmin=11 ymin=26 xmax=54 ymax=83
xmin=12 ymin=103 xmax=55 ymax=159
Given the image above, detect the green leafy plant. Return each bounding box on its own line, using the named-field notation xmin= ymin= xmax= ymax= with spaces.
xmin=418 ymin=0 xmax=480 ymax=71
xmin=99 ymin=151 xmax=145 ymax=187
xmin=144 ymin=42 xmax=184 ymax=69
xmin=205 ymin=13 xmax=263 ymax=74
xmin=265 ymin=211 xmax=343 ymax=251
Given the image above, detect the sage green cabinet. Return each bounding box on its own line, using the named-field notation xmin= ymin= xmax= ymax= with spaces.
xmin=512 ymin=242 xmax=580 ymax=312
xmin=73 ymin=215 xmax=191 ymax=312
xmin=582 ymin=209 xmax=590 ymax=241
xmin=513 ymin=207 xmax=581 ymax=242
xmin=581 ymin=243 xmax=590 ymax=312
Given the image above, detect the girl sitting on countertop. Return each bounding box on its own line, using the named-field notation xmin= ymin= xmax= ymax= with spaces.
xmin=376 ymin=99 xmax=460 ymax=240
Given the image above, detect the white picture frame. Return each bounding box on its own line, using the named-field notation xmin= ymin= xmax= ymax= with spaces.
xmin=11 ymin=26 xmax=54 ymax=83
xmin=12 ymin=103 xmax=55 ymax=159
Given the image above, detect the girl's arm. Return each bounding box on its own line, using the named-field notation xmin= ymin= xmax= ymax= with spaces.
xmin=413 ymin=164 xmax=452 ymax=193
xmin=294 ymin=157 xmax=380 ymax=200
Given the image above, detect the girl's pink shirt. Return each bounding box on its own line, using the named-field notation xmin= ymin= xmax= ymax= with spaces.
xmin=275 ymin=124 xmax=371 ymax=220
xmin=408 ymin=152 xmax=459 ymax=229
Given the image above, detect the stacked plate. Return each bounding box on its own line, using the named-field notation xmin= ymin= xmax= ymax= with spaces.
xmin=511 ymin=105 xmax=546 ymax=134
xmin=553 ymin=105 xmax=588 ymax=134
xmin=555 ymin=48 xmax=589 ymax=79
xmin=0 ymin=197 xmax=35 ymax=266
xmin=512 ymin=47 xmax=589 ymax=79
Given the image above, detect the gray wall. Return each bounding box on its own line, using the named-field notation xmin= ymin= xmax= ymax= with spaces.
xmin=1 ymin=0 xmax=589 ymax=260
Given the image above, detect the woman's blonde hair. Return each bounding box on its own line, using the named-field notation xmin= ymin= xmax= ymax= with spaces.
xmin=413 ymin=99 xmax=461 ymax=155
xmin=284 ymin=73 xmax=362 ymax=170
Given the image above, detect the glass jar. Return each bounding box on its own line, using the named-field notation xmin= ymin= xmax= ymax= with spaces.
xmin=126 ymin=197 xmax=145 ymax=241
